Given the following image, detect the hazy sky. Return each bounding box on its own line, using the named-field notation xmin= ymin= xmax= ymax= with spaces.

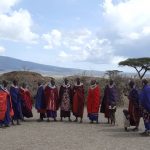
xmin=0 ymin=0 xmax=150 ymax=72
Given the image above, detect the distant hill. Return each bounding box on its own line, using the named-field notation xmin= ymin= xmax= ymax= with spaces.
xmin=0 ymin=56 xmax=104 ymax=76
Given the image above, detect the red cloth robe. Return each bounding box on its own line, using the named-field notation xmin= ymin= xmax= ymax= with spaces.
xmin=128 ymin=88 xmax=140 ymax=126
xmin=0 ymin=91 xmax=7 ymax=120
xmin=87 ymin=85 xmax=101 ymax=114
xmin=44 ymin=86 xmax=59 ymax=111
xmin=20 ymin=88 xmax=32 ymax=110
xmin=0 ymin=89 xmax=14 ymax=120
xmin=19 ymin=88 xmax=33 ymax=118
xmin=73 ymin=84 xmax=84 ymax=118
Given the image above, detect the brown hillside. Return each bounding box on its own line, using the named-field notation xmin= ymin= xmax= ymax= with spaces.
xmin=0 ymin=71 xmax=52 ymax=97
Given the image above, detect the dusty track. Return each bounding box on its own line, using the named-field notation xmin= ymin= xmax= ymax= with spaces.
xmin=0 ymin=108 xmax=149 ymax=150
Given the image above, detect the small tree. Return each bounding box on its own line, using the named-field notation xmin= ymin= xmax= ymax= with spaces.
xmin=105 ymin=70 xmax=122 ymax=79
xmin=119 ymin=57 xmax=150 ymax=79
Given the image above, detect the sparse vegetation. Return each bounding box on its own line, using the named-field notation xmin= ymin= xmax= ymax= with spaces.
xmin=0 ymin=71 xmax=150 ymax=106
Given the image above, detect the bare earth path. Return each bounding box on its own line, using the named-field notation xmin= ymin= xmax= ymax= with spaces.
xmin=0 ymin=108 xmax=150 ymax=150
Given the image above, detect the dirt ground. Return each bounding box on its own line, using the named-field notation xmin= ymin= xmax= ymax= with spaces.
xmin=0 ymin=108 xmax=150 ymax=150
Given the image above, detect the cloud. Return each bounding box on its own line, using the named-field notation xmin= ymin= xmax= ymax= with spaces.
xmin=59 ymin=51 xmax=72 ymax=62
xmin=43 ymin=28 xmax=124 ymax=64
xmin=43 ymin=0 xmax=150 ymax=67
xmin=0 ymin=0 xmax=39 ymax=43
xmin=103 ymin=0 xmax=150 ymax=39
xmin=0 ymin=0 xmax=19 ymax=14
xmin=0 ymin=46 xmax=5 ymax=54
xmin=42 ymin=29 xmax=62 ymax=49
xmin=101 ymin=0 xmax=150 ymax=58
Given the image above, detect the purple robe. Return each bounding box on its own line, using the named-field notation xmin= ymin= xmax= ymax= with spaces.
xmin=140 ymin=85 xmax=150 ymax=112
xmin=10 ymin=86 xmax=23 ymax=120
xmin=100 ymin=85 xmax=118 ymax=118
xmin=140 ymin=85 xmax=150 ymax=131
xmin=35 ymin=85 xmax=46 ymax=112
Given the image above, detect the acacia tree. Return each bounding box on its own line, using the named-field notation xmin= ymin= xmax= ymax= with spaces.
xmin=119 ymin=57 xmax=150 ymax=79
xmin=105 ymin=70 xmax=122 ymax=79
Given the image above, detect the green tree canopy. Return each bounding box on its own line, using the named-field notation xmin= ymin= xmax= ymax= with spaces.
xmin=119 ymin=57 xmax=150 ymax=79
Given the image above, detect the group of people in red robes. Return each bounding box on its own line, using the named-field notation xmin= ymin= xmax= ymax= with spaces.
xmin=34 ymin=78 xmax=118 ymax=124
xmin=0 ymin=77 xmax=118 ymax=127
xmin=0 ymin=80 xmax=33 ymax=128
xmin=35 ymin=78 xmax=85 ymax=123
xmin=1 ymin=77 xmax=150 ymax=136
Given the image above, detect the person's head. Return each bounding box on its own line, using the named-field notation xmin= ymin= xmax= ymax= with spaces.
xmin=51 ymin=78 xmax=55 ymax=86
xmin=76 ymin=77 xmax=80 ymax=85
xmin=142 ymin=79 xmax=148 ymax=86
xmin=22 ymin=83 xmax=27 ymax=88
xmin=90 ymin=79 xmax=96 ymax=85
xmin=38 ymin=81 xmax=42 ymax=86
xmin=64 ymin=78 xmax=69 ymax=85
xmin=129 ymin=80 xmax=135 ymax=89
xmin=2 ymin=80 xmax=8 ymax=88
xmin=13 ymin=80 xmax=18 ymax=86
xmin=109 ymin=79 xmax=114 ymax=86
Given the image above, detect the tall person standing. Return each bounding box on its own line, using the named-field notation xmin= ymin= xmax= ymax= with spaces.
xmin=87 ymin=80 xmax=101 ymax=124
xmin=100 ymin=80 xmax=118 ymax=124
xmin=19 ymin=83 xmax=33 ymax=120
xmin=44 ymin=79 xmax=59 ymax=122
xmin=123 ymin=81 xmax=140 ymax=131
xmin=35 ymin=82 xmax=46 ymax=121
xmin=59 ymin=78 xmax=73 ymax=122
xmin=10 ymin=80 xmax=23 ymax=125
xmin=0 ymin=81 xmax=14 ymax=127
xmin=72 ymin=78 xmax=85 ymax=123
xmin=140 ymin=79 xmax=150 ymax=136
